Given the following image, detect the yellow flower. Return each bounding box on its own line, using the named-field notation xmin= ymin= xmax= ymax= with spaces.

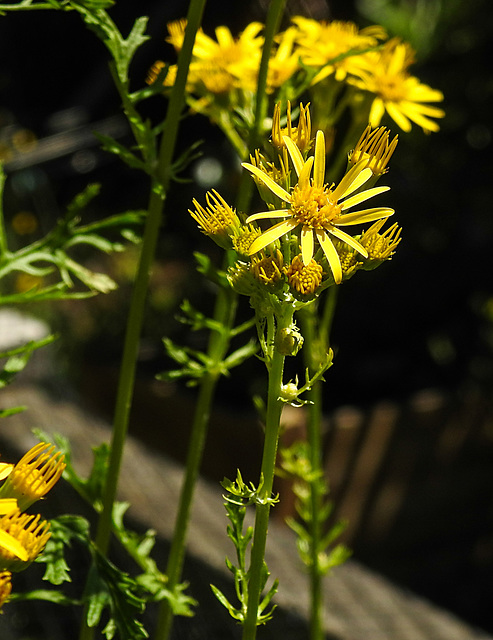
xmin=285 ymin=254 xmax=324 ymax=295
xmin=0 ymin=571 xmax=11 ymax=610
xmin=242 ymin=130 xmax=394 ymax=284
xmin=351 ymin=38 xmax=445 ymax=133
xmin=164 ymin=19 xmax=264 ymax=94
xmin=359 ymin=219 xmax=402 ymax=266
xmin=291 ymin=16 xmax=386 ymax=83
xmin=0 ymin=510 xmax=50 ymax=572
xmin=0 ymin=443 xmax=65 ymax=512
xmin=189 ymin=190 xmax=240 ymax=249
xmin=349 ymin=124 xmax=398 ymax=176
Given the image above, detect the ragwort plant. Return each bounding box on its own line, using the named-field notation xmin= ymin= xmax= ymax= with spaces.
xmin=0 ymin=1 xmax=444 ymax=639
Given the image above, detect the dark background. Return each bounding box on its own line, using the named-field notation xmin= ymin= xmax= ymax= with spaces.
xmin=1 ymin=0 xmax=493 ymax=636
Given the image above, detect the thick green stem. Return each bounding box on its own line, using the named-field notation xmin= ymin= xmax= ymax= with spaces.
xmin=242 ymin=305 xmax=294 ymax=640
xmin=154 ymin=285 xmax=237 ymax=640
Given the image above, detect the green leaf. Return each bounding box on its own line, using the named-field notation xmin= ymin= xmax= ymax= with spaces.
xmin=94 ymin=133 xmax=147 ymax=171
xmin=0 ymin=334 xmax=56 ymax=390
xmin=85 ymin=549 xmax=148 ymax=640
xmin=9 ymin=589 xmax=80 ymax=606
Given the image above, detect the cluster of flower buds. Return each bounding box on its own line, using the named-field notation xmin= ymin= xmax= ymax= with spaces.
xmin=0 ymin=442 xmax=65 ymax=610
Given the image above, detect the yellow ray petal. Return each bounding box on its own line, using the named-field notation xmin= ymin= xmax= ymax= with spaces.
xmin=331 ymin=160 xmax=371 ymax=202
xmin=0 ymin=464 xmax=13 ymax=481
xmin=301 ymin=226 xmax=314 ymax=264
xmin=316 ymin=229 xmax=342 ymax=284
xmin=313 ymin=131 xmax=326 ymax=188
xmin=341 ymin=185 xmax=390 ymax=211
xmin=246 ymin=209 xmax=291 ymax=223
xmin=248 ymin=218 xmax=298 ymax=254
xmin=328 ymin=226 xmax=368 ymax=257
xmin=0 ymin=529 xmax=28 ymax=561
xmin=337 ymin=207 xmax=394 ymax=226
xmin=242 ymin=163 xmax=291 ymax=203
xmin=298 ymin=156 xmax=314 ymax=188
xmin=283 ymin=136 xmax=304 ymax=176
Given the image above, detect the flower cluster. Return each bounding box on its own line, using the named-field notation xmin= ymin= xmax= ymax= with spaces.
xmin=189 ymin=103 xmax=401 ymax=306
xmin=0 ymin=442 xmax=65 ymax=610
xmin=148 ymin=16 xmax=444 ymax=135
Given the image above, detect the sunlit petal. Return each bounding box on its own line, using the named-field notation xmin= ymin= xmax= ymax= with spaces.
xmin=386 ymin=102 xmax=412 ymax=132
xmin=341 ymin=186 xmax=390 ymax=210
xmin=246 ymin=209 xmax=291 ymax=223
xmin=316 ymin=229 xmax=342 ymax=284
xmin=328 ymin=226 xmax=368 ymax=257
xmin=337 ymin=207 xmax=394 ymax=226
xmin=0 ymin=529 xmax=28 ymax=561
xmin=331 ymin=160 xmax=370 ymax=201
xmin=241 ymin=163 xmax=291 ymax=202
xmin=313 ymin=131 xmax=326 ymax=188
xmin=301 ymin=226 xmax=314 ymax=264
xmin=298 ymin=156 xmax=314 ymax=188
xmin=283 ymin=136 xmax=305 ymax=176
xmin=248 ymin=218 xmax=298 ymax=254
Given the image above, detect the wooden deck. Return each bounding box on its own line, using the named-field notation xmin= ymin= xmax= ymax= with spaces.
xmin=0 ymin=381 xmax=492 ymax=639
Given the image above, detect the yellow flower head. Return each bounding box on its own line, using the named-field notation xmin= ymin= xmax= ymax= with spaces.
xmin=0 ymin=570 xmax=11 ymax=610
xmin=291 ymin=16 xmax=386 ymax=83
xmin=189 ymin=190 xmax=240 ymax=249
xmin=285 ymin=254 xmax=324 ymax=296
xmin=164 ymin=19 xmax=264 ymax=94
xmin=242 ymin=130 xmax=394 ymax=284
xmin=0 ymin=510 xmax=50 ymax=572
xmin=271 ymin=102 xmax=312 ymax=154
xmin=349 ymin=124 xmax=398 ymax=176
xmin=359 ymin=219 xmax=402 ymax=267
xmin=231 ymin=224 xmax=262 ymax=257
xmin=352 ymin=38 xmax=445 ymax=132
xmin=0 ymin=443 xmax=65 ymax=512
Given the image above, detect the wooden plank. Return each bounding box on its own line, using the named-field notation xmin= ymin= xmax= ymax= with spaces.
xmin=0 ymin=383 xmax=491 ymax=640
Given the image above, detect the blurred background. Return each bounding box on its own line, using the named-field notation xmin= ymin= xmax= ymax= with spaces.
xmin=1 ymin=0 xmax=493 ymax=635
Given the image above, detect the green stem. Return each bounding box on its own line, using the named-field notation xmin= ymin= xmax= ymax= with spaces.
xmin=78 ymin=2 xmax=207 ymax=639
xmin=242 ymin=304 xmax=294 ymax=640
xmin=235 ymin=0 xmax=287 ymax=213
xmin=154 ymin=284 xmax=237 ymax=640
xmin=300 ymin=286 xmax=338 ymax=640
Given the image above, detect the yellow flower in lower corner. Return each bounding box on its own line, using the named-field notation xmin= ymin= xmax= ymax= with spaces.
xmin=0 ymin=442 xmax=65 ymax=512
xmin=0 ymin=510 xmax=50 ymax=572
xmin=242 ymin=130 xmax=394 ymax=284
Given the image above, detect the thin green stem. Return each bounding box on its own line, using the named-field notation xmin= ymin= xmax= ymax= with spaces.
xmin=242 ymin=304 xmax=294 ymax=640
xmin=235 ymin=0 xmax=287 ymax=213
xmin=299 ymin=285 xmax=338 ymax=640
xmin=78 ymin=2 xmax=207 ymax=639
xmin=154 ymin=284 xmax=237 ymax=640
